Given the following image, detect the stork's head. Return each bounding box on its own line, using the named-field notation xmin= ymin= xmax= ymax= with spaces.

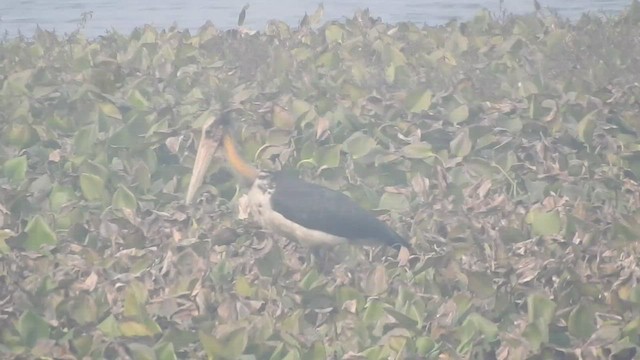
xmin=253 ymin=171 xmax=277 ymax=193
xmin=185 ymin=110 xmax=259 ymax=204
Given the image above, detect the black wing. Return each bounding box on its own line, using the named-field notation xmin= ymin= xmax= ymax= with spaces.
xmin=269 ymin=172 xmax=408 ymax=247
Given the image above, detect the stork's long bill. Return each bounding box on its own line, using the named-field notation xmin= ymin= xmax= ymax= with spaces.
xmin=185 ymin=117 xmax=257 ymax=204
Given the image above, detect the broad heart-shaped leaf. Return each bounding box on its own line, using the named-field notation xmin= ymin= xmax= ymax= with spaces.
xmin=377 ymin=192 xmax=410 ymax=212
xmin=112 ymin=185 xmax=137 ymax=211
xmin=199 ymin=328 xmax=248 ymax=360
xmin=118 ymin=320 xmax=161 ymax=337
xmin=127 ymin=343 xmax=156 ymax=360
xmin=527 ymin=294 xmax=556 ymax=326
xmin=3 ymin=155 xmax=27 ymax=183
xmin=99 ymin=101 xmax=122 ymax=120
xmin=234 ymin=275 xmax=256 ymax=297
xmin=526 ymin=208 xmax=562 ymax=236
xmin=568 ymin=302 xmax=596 ymax=340
xmin=97 ymin=314 xmax=121 ymax=338
xmin=450 ymin=128 xmax=472 ymax=157
xmin=343 ymin=132 xmax=376 ymax=159
xmin=24 ymin=215 xmax=58 ymax=250
xmin=49 ymin=184 xmax=77 ymax=211
xmin=17 ymin=310 xmax=51 ymax=347
xmin=303 ymin=340 xmax=327 ymax=360
xmin=325 ymin=24 xmax=344 ymax=44
xmin=155 ymin=341 xmax=178 ymax=360
xmin=448 ymin=104 xmax=469 ymax=124
xmin=465 ymin=271 xmax=495 ymax=298
xmin=401 ymin=143 xmax=434 ymax=159
xmin=577 ymin=109 xmax=598 ymax=145
xmin=79 ymin=173 xmax=106 ymax=201
xmin=404 ymin=88 xmax=432 ymax=113
xmin=314 ymin=144 xmax=341 ymax=169
xmin=124 ymin=280 xmax=149 ymax=317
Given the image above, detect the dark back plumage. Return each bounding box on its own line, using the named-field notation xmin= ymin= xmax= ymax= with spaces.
xmin=267 ymin=171 xmax=409 ymax=248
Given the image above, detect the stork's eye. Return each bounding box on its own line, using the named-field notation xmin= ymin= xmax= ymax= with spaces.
xmin=257 ymin=172 xmax=272 ymax=180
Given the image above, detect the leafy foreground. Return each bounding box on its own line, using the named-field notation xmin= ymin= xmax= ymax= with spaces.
xmin=2 ymin=2 xmax=640 ymax=359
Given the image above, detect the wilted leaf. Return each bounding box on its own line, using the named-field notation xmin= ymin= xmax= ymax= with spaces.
xmin=364 ymin=265 xmax=388 ymax=295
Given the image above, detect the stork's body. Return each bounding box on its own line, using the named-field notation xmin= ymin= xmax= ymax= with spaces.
xmin=247 ymin=171 xmax=408 ymax=248
xmin=186 ymin=112 xmax=410 ymax=250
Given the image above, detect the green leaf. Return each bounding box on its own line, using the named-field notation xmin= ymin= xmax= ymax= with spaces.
xmin=79 ymin=173 xmax=106 ymax=201
xmin=290 ymin=99 xmax=312 ymax=120
xmin=128 ymin=89 xmax=150 ymax=109
xmin=415 ymin=336 xmax=437 ymax=355
xmin=4 ymin=123 xmax=38 ymax=148
xmin=467 ymin=313 xmax=498 ymax=340
xmin=466 ymin=271 xmax=495 ymax=298
xmin=155 ymin=341 xmax=178 ymax=360
xmin=49 ymin=184 xmax=77 ymax=211
xmin=448 ymin=104 xmax=469 ymax=124
xmin=3 ymin=155 xmax=28 ymax=183
xmin=527 ymin=294 xmax=556 ymax=326
xmin=99 ymin=101 xmax=122 ymax=120
xmin=401 ymin=143 xmax=434 ymax=159
xmin=314 ymin=144 xmax=341 ymax=169
xmin=362 ymin=299 xmax=385 ymax=325
xmin=127 ymin=343 xmax=156 ymax=360
xmin=377 ymin=192 xmax=410 ymax=212
xmin=112 ymin=185 xmax=137 ymax=211
xmin=384 ymin=307 xmax=419 ymax=329
xmin=225 ymin=328 xmax=249 ymax=358
xmin=577 ymin=109 xmax=598 ymax=145
xmin=24 ymin=215 xmax=57 ymax=250
xmin=382 ymin=44 xmax=407 ymax=66
xmin=405 ymin=89 xmax=433 ymax=113
xmin=98 ymin=314 xmax=121 ymax=338
xmin=18 ymin=310 xmax=50 ymax=347
xmin=303 ymin=340 xmax=326 ymax=360
xmin=527 ymin=208 xmax=562 ymax=236
xmin=568 ymin=302 xmax=596 ymax=340
xmin=235 ymin=276 xmax=256 ymax=297
xmin=69 ymin=294 xmax=98 ymax=325
xmin=343 ymin=133 xmax=376 ymax=159
xmin=325 ymin=24 xmax=344 ymax=44
xmin=119 ymin=321 xmax=159 ymax=337
xmin=124 ymin=280 xmax=149 ymax=317
xmin=74 ymin=126 xmax=98 ymax=155
xmin=450 ymin=128 xmax=472 ymax=157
